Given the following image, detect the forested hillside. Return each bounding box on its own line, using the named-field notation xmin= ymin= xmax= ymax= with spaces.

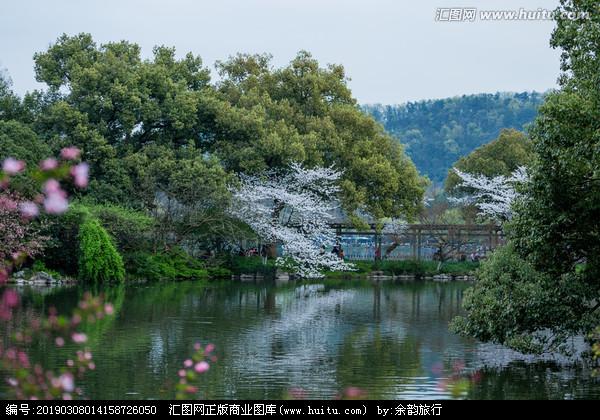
xmin=363 ymin=92 xmax=545 ymax=184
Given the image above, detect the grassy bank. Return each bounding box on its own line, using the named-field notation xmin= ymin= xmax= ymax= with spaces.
xmin=326 ymin=260 xmax=479 ymax=278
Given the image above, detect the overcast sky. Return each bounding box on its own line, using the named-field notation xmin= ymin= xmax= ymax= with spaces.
xmin=0 ymin=0 xmax=560 ymax=104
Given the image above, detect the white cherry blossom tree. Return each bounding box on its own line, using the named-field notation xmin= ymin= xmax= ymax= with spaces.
xmin=229 ymin=163 xmax=354 ymax=278
xmin=450 ymin=167 xmax=528 ymax=221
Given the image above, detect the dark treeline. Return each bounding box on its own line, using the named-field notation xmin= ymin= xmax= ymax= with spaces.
xmin=363 ymin=92 xmax=545 ymax=184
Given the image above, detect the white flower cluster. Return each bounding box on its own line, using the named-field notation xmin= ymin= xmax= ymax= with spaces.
xmin=450 ymin=167 xmax=528 ymax=221
xmin=230 ymin=163 xmax=355 ymax=278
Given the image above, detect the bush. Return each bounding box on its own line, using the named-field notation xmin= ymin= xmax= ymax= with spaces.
xmin=224 ymin=255 xmax=277 ymax=275
xmin=31 ymin=260 xmax=62 ymax=279
xmin=78 ymin=218 xmax=125 ymax=283
xmin=43 ymin=203 xmax=152 ymax=274
xmin=125 ymin=248 xmax=208 ymax=281
xmin=42 ymin=205 xmax=90 ymax=274
xmin=450 ymin=243 xmax=560 ymax=354
xmin=86 ymin=203 xmax=153 ymax=251
xmin=352 ymin=260 xmax=479 ymax=276
xmin=206 ymin=266 xmax=232 ymax=279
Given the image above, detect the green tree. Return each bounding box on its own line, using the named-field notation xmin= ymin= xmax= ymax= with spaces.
xmin=211 ymin=52 xmax=426 ymax=220
xmin=453 ymin=0 xmax=600 ymax=354
xmin=32 ymin=35 xmax=426 ymax=222
xmin=445 ymin=129 xmax=533 ymax=192
xmin=124 ymin=144 xmax=235 ymax=251
xmin=0 ymin=120 xmax=53 ymax=196
xmin=0 ymin=72 xmax=25 ymax=122
xmin=78 ymin=218 xmax=125 ymax=283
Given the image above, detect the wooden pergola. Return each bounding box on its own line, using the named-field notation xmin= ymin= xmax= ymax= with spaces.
xmin=330 ymin=223 xmax=503 ymax=260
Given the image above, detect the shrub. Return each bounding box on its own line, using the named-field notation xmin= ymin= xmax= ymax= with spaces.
xmin=86 ymin=203 xmax=153 ymax=251
xmin=125 ymin=248 xmax=208 ymax=281
xmin=42 ymin=204 xmax=90 ymax=274
xmin=224 ymin=255 xmax=277 ymax=275
xmin=450 ymin=243 xmax=560 ymax=354
xmin=78 ymin=218 xmax=125 ymax=283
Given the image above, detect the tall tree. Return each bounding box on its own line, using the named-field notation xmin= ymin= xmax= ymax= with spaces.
xmin=211 ymin=52 xmax=426 ymax=221
xmin=453 ymin=0 xmax=600 ymax=354
xmin=230 ymin=163 xmax=354 ymax=278
xmin=32 ymin=36 xmax=426 ymax=222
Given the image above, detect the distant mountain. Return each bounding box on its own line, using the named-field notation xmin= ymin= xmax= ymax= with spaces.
xmin=363 ymin=92 xmax=545 ymax=184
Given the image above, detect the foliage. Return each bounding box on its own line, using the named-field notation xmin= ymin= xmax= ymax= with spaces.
xmin=31 ymin=260 xmax=62 ymax=279
xmin=77 ymin=218 xmax=125 ymax=283
xmin=213 ymin=51 xmax=426 ymax=220
xmin=85 ymin=202 xmax=153 ymax=251
xmin=3 ymin=34 xmax=428 ymax=279
xmin=30 ymin=36 xmax=425 ymax=222
xmin=364 ymin=92 xmax=544 ymax=184
xmin=325 ymin=260 xmax=479 ymax=277
xmin=124 ymin=145 xmax=234 ymax=250
xmin=592 ymin=327 xmax=600 ymax=376
xmin=454 ymin=0 xmax=600 ymax=355
xmin=449 ymin=167 xmax=528 ymax=222
xmin=41 ymin=204 xmax=90 ymax=274
xmin=224 ymin=255 xmax=277 ymax=276
xmin=124 ymin=248 xmax=208 ymax=281
xmin=372 ymin=260 xmax=478 ymax=276
xmin=450 ymin=244 xmax=582 ymax=354
xmin=0 ymin=73 xmax=25 ymax=121
xmin=230 ymin=163 xmax=355 ymax=278
xmin=43 ymin=202 xmax=152 ymax=274
xmin=445 ymin=129 xmax=534 ymax=192
xmin=0 ymin=120 xmax=50 ymax=161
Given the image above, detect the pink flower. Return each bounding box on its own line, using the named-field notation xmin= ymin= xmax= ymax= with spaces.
xmin=194 ymin=361 xmax=210 ymax=373
xmin=40 ymin=158 xmax=59 ymax=171
xmin=17 ymin=351 xmax=29 ymax=367
xmin=0 ymin=195 xmax=17 ymax=210
xmin=2 ymin=158 xmax=25 ymax=175
xmin=178 ymin=369 xmax=186 ymax=378
xmin=58 ymin=373 xmax=74 ymax=392
xmin=343 ymin=387 xmax=366 ymax=399
xmin=193 ymin=342 xmax=202 ymax=351
xmin=204 ymin=343 xmax=215 ymax=355
xmin=2 ymin=290 xmax=19 ymax=308
xmin=44 ymin=192 xmax=69 ymax=214
xmin=43 ymin=179 xmax=62 ymax=194
xmin=55 ymin=337 xmax=65 ymax=347
xmin=71 ymin=333 xmax=87 ymax=344
xmin=66 ymin=359 xmax=74 ymax=367
xmin=88 ymin=362 xmax=95 ymax=370
xmin=60 ymin=147 xmax=81 ymax=161
xmin=183 ymin=359 xmax=193 ymax=368
xmin=70 ymin=163 xmax=89 ymax=188
xmin=19 ymin=201 xmax=39 ymax=218
xmin=104 ymin=304 xmax=114 ymax=315
xmin=186 ymin=386 xmax=198 ymax=394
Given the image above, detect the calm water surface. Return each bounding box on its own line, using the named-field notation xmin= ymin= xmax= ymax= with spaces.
xmin=5 ymin=279 xmax=600 ymax=399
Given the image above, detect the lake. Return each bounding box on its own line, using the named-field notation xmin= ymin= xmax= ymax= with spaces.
xmin=4 ymin=279 xmax=599 ymax=399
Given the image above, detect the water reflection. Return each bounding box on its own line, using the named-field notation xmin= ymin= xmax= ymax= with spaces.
xmin=3 ymin=280 xmax=599 ymax=399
